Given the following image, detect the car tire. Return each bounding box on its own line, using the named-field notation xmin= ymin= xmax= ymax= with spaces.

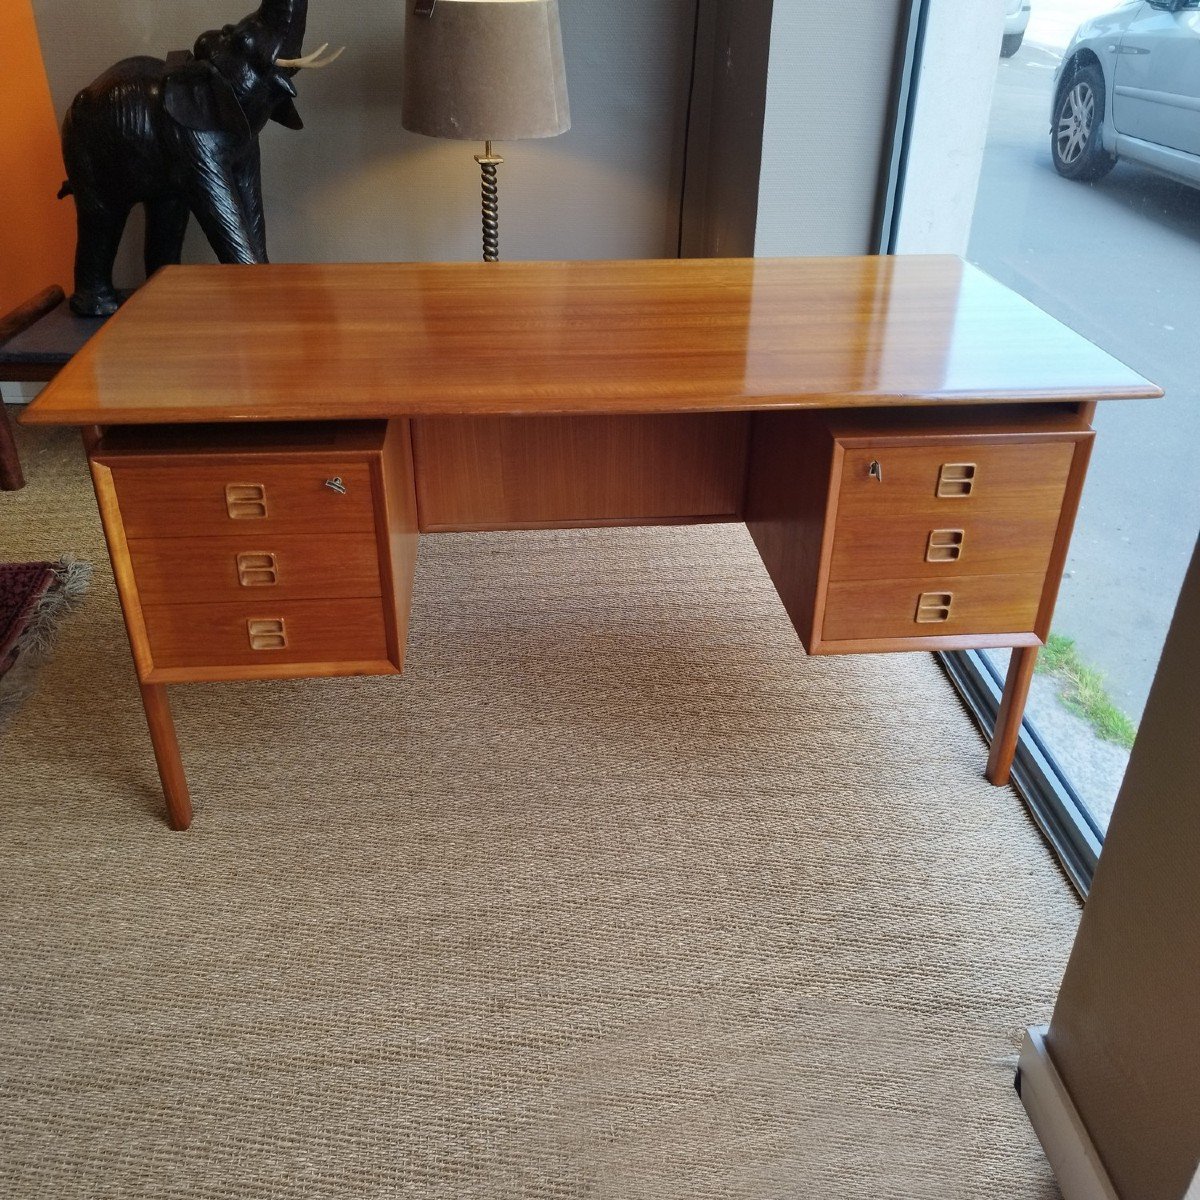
xmin=1000 ymin=31 xmax=1024 ymax=58
xmin=1052 ymin=63 xmax=1116 ymax=181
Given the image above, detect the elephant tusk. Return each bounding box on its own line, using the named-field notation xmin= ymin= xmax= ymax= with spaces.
xmin=275 ymin=42 xmax=330 ymax=68
xmin=301 ymin=46 xmax=345 ymax=69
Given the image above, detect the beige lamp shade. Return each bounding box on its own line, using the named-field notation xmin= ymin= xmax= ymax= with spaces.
xmin=402 ymin=0 xmax=570 ymax=141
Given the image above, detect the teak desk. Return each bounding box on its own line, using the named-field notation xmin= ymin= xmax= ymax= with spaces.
xmin=22 ymin=256 xmax=1160 ymax=830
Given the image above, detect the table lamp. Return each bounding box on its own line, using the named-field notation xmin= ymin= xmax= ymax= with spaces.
xmin=401 ymin=0 xmax=570 ymax=262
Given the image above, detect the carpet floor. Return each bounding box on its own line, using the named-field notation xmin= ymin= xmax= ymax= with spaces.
xmin=0 ymin=414 xmax=1078 ymax=1199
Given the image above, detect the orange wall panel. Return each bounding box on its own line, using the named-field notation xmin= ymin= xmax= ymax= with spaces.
xmin=0 ymin=0 xmax=75 ymax=313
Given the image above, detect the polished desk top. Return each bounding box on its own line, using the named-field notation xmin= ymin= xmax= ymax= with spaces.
xmin=23 ymin=256 xmax=1160 ymax=426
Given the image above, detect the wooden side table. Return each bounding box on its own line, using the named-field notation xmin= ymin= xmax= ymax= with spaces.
xmin=0 ymin=287 xmax=105 ymax=490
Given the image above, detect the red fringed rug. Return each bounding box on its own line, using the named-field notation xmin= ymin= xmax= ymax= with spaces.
xmin=0 ymin=558 xmax=91 ymax=730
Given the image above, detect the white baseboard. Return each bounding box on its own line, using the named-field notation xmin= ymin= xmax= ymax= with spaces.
xmin=1018 ymin=1026 xmax=1120 ymax=1200
xmin=0 ymin=381 xmax=44 ymax=405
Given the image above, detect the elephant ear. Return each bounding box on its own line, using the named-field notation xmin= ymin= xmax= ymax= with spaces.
xmin=163 ymin=60 xmax=250 ymax=139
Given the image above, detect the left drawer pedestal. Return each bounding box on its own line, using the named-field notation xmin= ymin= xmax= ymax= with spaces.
xmin=88 ymin=420 xmax=419 ymax=826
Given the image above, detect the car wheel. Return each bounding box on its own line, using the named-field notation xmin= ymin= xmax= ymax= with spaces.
xmin=1001 ymin=31 xmax=1024 ymax=58
xmin=1052 ymin=63 xmax=1116 ymax=181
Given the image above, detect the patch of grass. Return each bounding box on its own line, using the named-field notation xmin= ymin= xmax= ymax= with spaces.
xmin=1034 ymin=633 xmax=1137 ymax=750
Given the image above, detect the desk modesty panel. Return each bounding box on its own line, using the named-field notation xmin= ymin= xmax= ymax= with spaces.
xmin=21 ymin=257 xmax=1161 ymax=831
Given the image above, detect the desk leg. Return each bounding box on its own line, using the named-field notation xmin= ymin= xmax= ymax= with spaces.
xmin=139 ymin=682 xmax=192 ymax=830
xmin=987 ymin=646 xmax=1038 ymax=787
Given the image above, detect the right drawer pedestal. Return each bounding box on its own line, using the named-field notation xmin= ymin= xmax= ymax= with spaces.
xmin=746 ymin=409 xmax=1094 ymax=655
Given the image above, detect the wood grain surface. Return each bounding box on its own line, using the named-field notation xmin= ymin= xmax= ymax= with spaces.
xmin=827 ymin=512 xmax=1064 ymax=582
xmin=138 ymin=682 xmax=193 ymax=831
xmin=987 ymin=646 xmax=1042 ymax=786
xmin=141 ymin=597 xmax=391 ymax=671
xmin=745 ymin=411 xmax=837 ymax=651
xmin=0 ymin=284 xmax=65 ymax=345
xmin=89 ymin=456 xmax=157 ymax=681
xmin=413 ymin=414 xmax=749 ymax=530
xmin=126 ymin=533 xmax=384 ymax=606
xmin=828 ymin=438 xmax=1079 ymax=581
xmin=834 ymin=441 xmax=1077 ymax=522
xmin=821 ymin=573 xmax=1046 ymax=643
xmin=375 ymin=418 xmax=420 ymax=671
xmin=108 ymin=462 xmax=377 ymax=540
xmin=21 ymin=257 xmax=1160 ymax=426
xmin=0 ymin=404 xmax=23 ymax=490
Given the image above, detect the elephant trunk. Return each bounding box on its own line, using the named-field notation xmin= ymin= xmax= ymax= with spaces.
xmin=258 ymin=0 xmax=308 ymax=58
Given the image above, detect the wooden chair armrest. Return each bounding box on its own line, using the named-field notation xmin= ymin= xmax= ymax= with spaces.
xmin=0 ymin=286 xmax=67 ymax=346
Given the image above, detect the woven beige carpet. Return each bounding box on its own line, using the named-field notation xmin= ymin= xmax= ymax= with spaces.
xmin=0 ymin=417 xmax=1077 ymax=1199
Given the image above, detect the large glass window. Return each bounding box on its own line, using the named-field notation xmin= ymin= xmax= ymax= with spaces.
xmin=911 ymin=0 xmax=1200 ymax=866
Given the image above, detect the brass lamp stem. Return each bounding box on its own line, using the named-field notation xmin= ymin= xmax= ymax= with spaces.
xmin=474 ymin=141 xmax=504 ymax=263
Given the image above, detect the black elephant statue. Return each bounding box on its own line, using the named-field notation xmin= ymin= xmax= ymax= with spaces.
xmin=59 ymin=0 xmax=342 ymax=317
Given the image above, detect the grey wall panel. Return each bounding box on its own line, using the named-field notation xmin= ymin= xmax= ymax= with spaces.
xmin=1047 ymin=541 xmax=1200 ymax=1200
xmin=31 ymin=0 xmax=696 ymax=282
xmin=755 ymin=0 xmax=906 ymax=257
xmin=679 ymin=0 xmax=773 ymax=259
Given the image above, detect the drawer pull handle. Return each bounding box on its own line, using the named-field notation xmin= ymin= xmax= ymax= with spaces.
xmin=868 ymin=459 xmax=883 ymax=483
xmin=247 ymin=618 xmax=288 ymax=651
xmin=226 ymin=483 xmax=268 ymax=519
xmin=916 ymin=592 xmax=954 ymax=623
xmin=926 ymin=529 xmax=965 ymax=563
xmin=324 ymin=476 xmax=348 ymax=495
xmin=936 ymin=463 xmax=977 ymax=498
xmin=237 ymin=552 xmax=279 ymax=587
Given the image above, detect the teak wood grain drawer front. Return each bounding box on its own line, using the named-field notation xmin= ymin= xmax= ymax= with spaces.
xmin=836 ymin=440 xmax=1076 ymax=523
xmin=829 ymin=510 xmax=1064 ymax=581
xmin=110 ymin=461 xmax=376 ymax=539
xmin=822 ymin=573 xmax=1045 ymax=643
xmin=141 ymin=597 xmax=391 ymax=670
xmin=127 ymin=533 xmax=384 ymax=606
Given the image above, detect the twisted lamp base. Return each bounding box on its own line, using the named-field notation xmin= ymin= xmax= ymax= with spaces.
xmin=475 ymin=141 xmax=504 ymax=263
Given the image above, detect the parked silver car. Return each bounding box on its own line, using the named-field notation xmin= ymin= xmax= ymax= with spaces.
xmin=1003 ymin=0 xmax=1032 ymax=57
xmin=1052 ymin=0 xmax=1200 ymax=186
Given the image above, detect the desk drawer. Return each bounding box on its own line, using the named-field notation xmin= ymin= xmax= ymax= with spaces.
xmin=822 ymin=573 xmax=1045 ymax=643
xmin=142 ymin=597 xmax=391 ymax=671
xmin=836 ymin=440 xmax=1076 ymax=523
xmin=127 ymin=533 xmax=384 ymax=606
xmin=110 ymin=461 xmax=376 ymax=539
xmin=829 ymin=510 xmax=1063 ymax=581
